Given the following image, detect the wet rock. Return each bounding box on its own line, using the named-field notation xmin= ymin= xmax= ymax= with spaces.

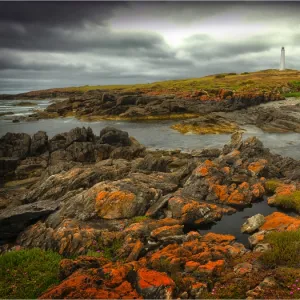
xmin=241 ymin=214 xmax=265 ymax=233
xmin=0 ymin=199 xmax=59 ymax=239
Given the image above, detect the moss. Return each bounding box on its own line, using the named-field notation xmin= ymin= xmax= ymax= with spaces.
xmin=265 ymin=179 xmax=282 ymax=193
xmin=171 ymin=122 xmax=239 ymax=135
xmin=274 ymin=191 xmax=300 ymax=213
xmin=0 ymin=248 xmax=61 ymax=299
xmin=130 ymin=216 xmax=149 ymax=224
xmin=260 ymin=230 xmax=300 ymax=268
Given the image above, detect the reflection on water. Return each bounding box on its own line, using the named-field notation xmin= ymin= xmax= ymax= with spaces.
xmin=184 ymin=198 xmax=297 ymax=246
xmin=0 ymin=99 xmax=300 ymax=160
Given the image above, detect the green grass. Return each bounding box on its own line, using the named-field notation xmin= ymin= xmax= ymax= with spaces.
xmin=0 ymin=248 xmax=61 ymax=299
xmin=20 ymin=69 xmax=300 ymax=96
xmin=274 ymin=191 xmax=300 ymax=213
xmin=260 ymin=230 xmax=300 ymax=268
xmin=284 ymin=92 xmax=300 ymax=98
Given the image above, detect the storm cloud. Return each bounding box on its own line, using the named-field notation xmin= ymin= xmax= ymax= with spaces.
xmin=0 ymin=1 xmax=300 ymax=93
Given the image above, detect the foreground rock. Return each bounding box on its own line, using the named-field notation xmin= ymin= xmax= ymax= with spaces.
xmin=0 ymin=127 xmax=300 ymax=298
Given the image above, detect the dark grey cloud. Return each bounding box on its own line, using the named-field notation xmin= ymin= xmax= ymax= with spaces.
xmin=0 ymin=1 xmax=300 ymax=93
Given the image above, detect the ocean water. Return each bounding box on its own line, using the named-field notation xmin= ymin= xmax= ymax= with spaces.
xmin=0 ymin=99 xmax=300 ymax=159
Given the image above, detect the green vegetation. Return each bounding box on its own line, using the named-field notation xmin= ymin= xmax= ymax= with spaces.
xmin=260 ymin=230 xmax=300 ymax=268
xmin=0 ymin=248 xmax=61 ymax=299
xmin=289 ymin=80 xmax=300 ymax=89
xmin=284 ymin=92 xmax=300 ymax=98
xmin=264 ymin=179 xmax=282 ymax=193
xmin=215 ymin=74 xmax=226 ymax=79
xmin=91 ymin=238 xmax=123 ymax=260
xmin=130 ymin=215 xmax=149 ymax=224
xmin=274 ymin=191 xmax=300 ymax=213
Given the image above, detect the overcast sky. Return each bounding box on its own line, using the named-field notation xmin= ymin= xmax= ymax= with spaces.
xmin=1 ymin=1 xmax=300 ymax=94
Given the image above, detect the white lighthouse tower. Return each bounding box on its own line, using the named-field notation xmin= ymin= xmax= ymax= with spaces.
xmin=279 ymin=47 xmax=285 ymax=71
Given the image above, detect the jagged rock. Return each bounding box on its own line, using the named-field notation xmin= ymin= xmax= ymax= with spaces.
xmin=136 ymin=268 xmax=175 ymax=299
xmin=30 ymin=131 xmax=48 ymax=155
xmin=99 ymin=127 xmax=131 ymax=147
xmin=241 ymin=214 xmax=265 ymax=233
xmin=0 ymin=132 xmax=31 ymax=159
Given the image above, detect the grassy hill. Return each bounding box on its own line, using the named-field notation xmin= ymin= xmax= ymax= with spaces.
xmin=5 ymin=69 xmax=300 ymax=98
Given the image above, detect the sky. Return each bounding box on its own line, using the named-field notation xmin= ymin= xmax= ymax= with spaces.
xmin=0 ymin=1 xmax=300 ymax=94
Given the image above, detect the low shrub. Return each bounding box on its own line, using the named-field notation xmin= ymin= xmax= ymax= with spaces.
xmin=260 ymin=230 xmax=300 ymax=268
xmin=215 ymin=74 xmax=226 ymax=79
xmin=0 ymin=248 xmax=61 ymax=299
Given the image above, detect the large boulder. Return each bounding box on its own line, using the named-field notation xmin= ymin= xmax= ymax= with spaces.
xmin=99 ymin=127 xmax=131 ymax=147
xmin=241 ymin=214 xmax=265 ymax=233
xmin=0 ymin=199 xmax=59 ymax=240
xmin=0 ymin=132 xmax=31 ymax=159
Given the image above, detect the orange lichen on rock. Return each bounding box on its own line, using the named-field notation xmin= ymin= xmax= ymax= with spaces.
xmin=185 ymin=261 xmax=201 ymax=272
xmin=213 ymin=184 xmax=229 ymax=202
xmin=195 ymin=160 xmax=214 ymax=176
xmin=260 ymin=212 xmax=300 ymax=232
xmin=251 ymin=183 xmax=265 ymax=198
xmin=150 ymin=225 xmax=183 ymax=240
xmin=227 ymin=182 xmax=251 ymax=205
xmin=137 ymin=268 xmax=175 ymax=290
xmin=40 ymin=268 xmax=141 ymax=299
xmin=95 ymin=190 xmax=135 ymax=205
xmin=95 ymin=190 xmax=137 ymax=219
xmin=248 ymin=159 xmax=268 ymax=175
xmin=201 ymin=232 xmax=235 ymax=244
xmin=196 ymin=259 xmax=225 ymax=276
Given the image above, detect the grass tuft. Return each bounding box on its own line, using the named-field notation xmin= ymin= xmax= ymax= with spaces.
xmin=0 ymin=248 xmax=61 ymax=299
xmin=274 ymin=191 xmax=300 ymax=213
xmin=260 ymin=230 xmax=300 ymax=268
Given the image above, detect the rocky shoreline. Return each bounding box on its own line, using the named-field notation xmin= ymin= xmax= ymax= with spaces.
xmin=4 ymin=88 xmax=300 ymax=135
xmin=0 ymin=126 xmax=299 ymax=298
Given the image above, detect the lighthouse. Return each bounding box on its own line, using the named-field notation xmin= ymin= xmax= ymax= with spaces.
xmin=279 ymin=47 xmax=285 ymax=71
